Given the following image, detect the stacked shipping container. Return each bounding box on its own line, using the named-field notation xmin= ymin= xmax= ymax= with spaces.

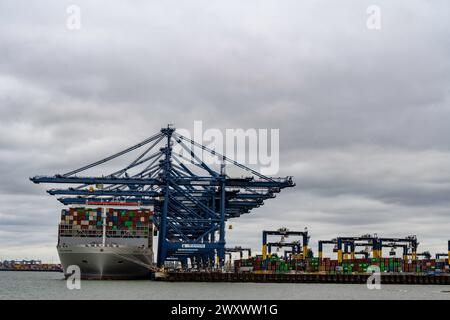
xmin=59 ymin=207 xmax=153 ymax=238
xmin=106 ymin=208 xmax=153 ymax=238
xmin=0 ymin=261 xmax=62 ymax=272
xmin=60 ymin=208 xmax=103 ymax=231
xmin=319 ymin=258 xmax=339 ymax=272
xmin=234 ymin=256 xmax=449 ymax=274
xmin=402 ymin=259 xmax=449 ymax=273
xmin=235 ymin=255 xmax=298 ymax=273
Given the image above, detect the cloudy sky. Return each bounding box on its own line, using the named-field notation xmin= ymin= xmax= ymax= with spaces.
xmin=1 ymin=0 xmax=449 ymax=262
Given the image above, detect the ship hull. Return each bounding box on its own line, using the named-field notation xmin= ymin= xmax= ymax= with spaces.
xmin=57 ymin=245 xmax=153 ymax=280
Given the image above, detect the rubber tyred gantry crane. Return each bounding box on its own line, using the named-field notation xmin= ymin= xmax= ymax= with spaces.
xmin=30 ymin=126 xmax=295 ymax=267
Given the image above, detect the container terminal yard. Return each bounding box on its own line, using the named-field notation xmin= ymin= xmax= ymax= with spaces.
xmin=0 ymin=260 xmax=62 ymax=272
xmin=29 ymin=126 xmax=450 ymax=284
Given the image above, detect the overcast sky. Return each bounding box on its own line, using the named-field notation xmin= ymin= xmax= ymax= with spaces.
xmin=1 ymin=0 xmax=449 ymax=262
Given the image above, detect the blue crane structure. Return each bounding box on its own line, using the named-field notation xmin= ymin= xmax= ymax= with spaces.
xmin=30 ymin=126 xmax=295 ymax=267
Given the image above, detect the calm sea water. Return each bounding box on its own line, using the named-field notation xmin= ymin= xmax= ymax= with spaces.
xmin=0 ymin=271 xmax=449 ymax=300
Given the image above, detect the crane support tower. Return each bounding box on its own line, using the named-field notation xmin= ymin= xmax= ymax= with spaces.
xmin=318 ymin=239 xmax=373 ymax=263
xmin=334 ymin=235 xmax=419 ymax=265
xmin=225 ymin=247 xmax=252 ymax=260
xmin=30 ymin=126 xmax=294 ymax=267
xmin=436 ymin=241 xmax=450 ymax=264
xmin=267 ymin=241 xmax=302 ymax=257
xmin=335 ymin=236 xmax=378 ymax=264
xmin=262 ymin=228 xmax=309 ymax=261
xmin=376 ymin=236 xmax=418 ymax=263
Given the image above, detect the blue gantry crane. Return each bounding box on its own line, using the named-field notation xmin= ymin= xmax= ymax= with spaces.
xmin=30 ymin=126 xmax=294 ymax=267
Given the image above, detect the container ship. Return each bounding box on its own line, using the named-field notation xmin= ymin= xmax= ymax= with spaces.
xmin=57 ymin=203 xmax=154 ymax=280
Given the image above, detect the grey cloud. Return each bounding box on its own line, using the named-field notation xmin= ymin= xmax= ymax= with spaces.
xmin=284 ymin=147 xmax=450 ymax=207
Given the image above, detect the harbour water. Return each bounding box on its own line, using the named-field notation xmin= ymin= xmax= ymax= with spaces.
xmin=1 ymin=272 xmax=449 ymax=300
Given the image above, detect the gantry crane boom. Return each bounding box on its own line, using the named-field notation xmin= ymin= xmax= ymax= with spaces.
xmin=30 ymin=126 xmax=294 ymax=267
